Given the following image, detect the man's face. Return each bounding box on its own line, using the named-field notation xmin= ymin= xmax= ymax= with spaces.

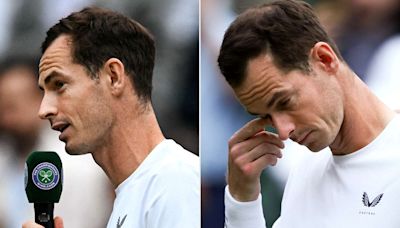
xmin=38 ymin=35 xmax=113 ymax=155
xmin=233 ymin=54 xmax=344 ymax=152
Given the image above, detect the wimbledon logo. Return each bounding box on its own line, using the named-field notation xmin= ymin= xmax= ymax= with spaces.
xmin=32 ymin=162 xmax=60 ymax=190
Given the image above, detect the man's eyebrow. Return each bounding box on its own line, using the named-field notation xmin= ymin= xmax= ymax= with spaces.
xmin=266 ymin=90 xmax=288 ymax=108
xmin=38 ymin=71 xmax=59 ymax=90
xmin=245 ymin=91 xmax=289 ymax=116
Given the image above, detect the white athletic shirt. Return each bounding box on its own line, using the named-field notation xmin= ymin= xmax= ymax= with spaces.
xmin=225 ymin=115 xmax=400 ymax=228
xmin=107 ymin=139 xmax=200 ymax=228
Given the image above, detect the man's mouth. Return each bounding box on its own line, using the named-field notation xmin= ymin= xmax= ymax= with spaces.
xmin=51 ymin=122 xmax=70 ymax=133
xmin=297 ymin=131 xmax=312 ymax=145
xmin=291 ymin=131 xmax=311 ymax=145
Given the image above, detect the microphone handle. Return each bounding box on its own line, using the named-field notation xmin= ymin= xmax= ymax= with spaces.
xmin=34 ymin=203 xmax=54 ymax=228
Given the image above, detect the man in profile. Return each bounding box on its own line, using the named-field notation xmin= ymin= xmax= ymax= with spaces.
xmin=0 ymin=57 xmax=111 ymax=227
xmin=23 ymin=7 xmax=199 ymax=228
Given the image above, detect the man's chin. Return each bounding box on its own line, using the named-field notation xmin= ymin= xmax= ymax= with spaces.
xmin=64 ymin=143 xmax=90 ymax=155
xmin=305 ymin=141 xmax=328 ymax=152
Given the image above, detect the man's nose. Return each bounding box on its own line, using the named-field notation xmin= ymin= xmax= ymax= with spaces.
xmin=270 ymin=113 xmax=295 ymax=140
xmin=38 ymin=94 xmax=58 ymax=120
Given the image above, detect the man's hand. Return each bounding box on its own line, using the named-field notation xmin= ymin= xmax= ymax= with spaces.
xmin=22 ymin=216 xmax=64 ymax=228
xmin=227 ymin=118 xmax=284 ymax=202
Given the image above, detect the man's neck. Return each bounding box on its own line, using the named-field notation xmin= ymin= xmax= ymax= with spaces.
xmin=329 ymin=69 xmax=395 ymax=155
xmin=91 ymin=106 xmax=165 ymax=188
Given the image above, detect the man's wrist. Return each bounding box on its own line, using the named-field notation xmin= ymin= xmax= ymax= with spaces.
xmin=228 ymin=182 xmax=260 ymax=202
xmin=226 ymin=185 xmax=261 ymax=203
xmin=225 ymin=185 xmax=266 ymax=227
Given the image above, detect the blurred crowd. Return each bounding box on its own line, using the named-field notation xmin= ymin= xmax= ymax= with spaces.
xmin=0 ymin=0 xmax=198 ymax=227
xmin=201 ymin=0 xmax=400 ymax=227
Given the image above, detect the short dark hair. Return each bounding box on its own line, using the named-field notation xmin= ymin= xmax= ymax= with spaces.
xmin=218 ymin=0 xmax=343 ymax=88
xmin=42 ymin=7 xmax=155 ymax=102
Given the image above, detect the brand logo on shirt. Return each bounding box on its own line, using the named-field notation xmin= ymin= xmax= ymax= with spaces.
xmin=362 ymin=192 xmax=383 ymax=207
xmin=116 ymin=214 xmax=127 ymax=228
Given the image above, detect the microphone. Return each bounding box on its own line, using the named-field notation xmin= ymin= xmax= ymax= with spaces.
xmin=25 ymin=151 xmax=63 ymax=228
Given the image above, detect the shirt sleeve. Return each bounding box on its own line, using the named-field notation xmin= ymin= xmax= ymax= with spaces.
xmin=224 ymin=185 xmax=267 ymax=228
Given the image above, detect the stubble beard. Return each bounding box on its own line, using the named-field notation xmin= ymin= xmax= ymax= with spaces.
xmin=64 ymin=141 xmax=92 ymax=155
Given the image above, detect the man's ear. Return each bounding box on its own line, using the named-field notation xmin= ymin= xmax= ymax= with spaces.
xmin=310 ymin=42 xmax=339 ymax=74
xmin=103 ymin=58 xmax=126 ymax=96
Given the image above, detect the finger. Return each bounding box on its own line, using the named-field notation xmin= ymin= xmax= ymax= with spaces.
xmin=230 ymin=132 xmax=283 ymax=159
xmin=235 ymin=142 xmax=282 ymax=166
xmin=237 ymin=153 xmax=279 ymax=180
xmin=229 ymin=118 xmax=272 ymax=145
xmin=54 ymin=217 xmax=64 ymax=228
xmin=251 ymin=142 xmax=282 ymax=160
xmin=249 ymin=153 xmax=280 ymax=173
xmin=252 ymin=131 xmax=284 ymax=149
xmin=22 ymin=221 xmax=44 ymax=228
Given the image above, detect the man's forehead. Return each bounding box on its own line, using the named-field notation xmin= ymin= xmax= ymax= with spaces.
xmin=40 ymin=35 xmax=72 ymax=62
xmin=39 ymin=35 xmax=73 ymax=76
xmin=236 ymin=56 xmax=281 ymax=96
xmin=234 ymin=54 xmax=298 ymax=113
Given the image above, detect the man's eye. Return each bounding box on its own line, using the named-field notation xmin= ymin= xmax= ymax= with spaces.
xmin=54 ymin=81 xmax=65 ymax=88
xmin=277 ymin=98 xmax=295 ymax=111
xmin=279 ymin=98 xmax=290 ymax=107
